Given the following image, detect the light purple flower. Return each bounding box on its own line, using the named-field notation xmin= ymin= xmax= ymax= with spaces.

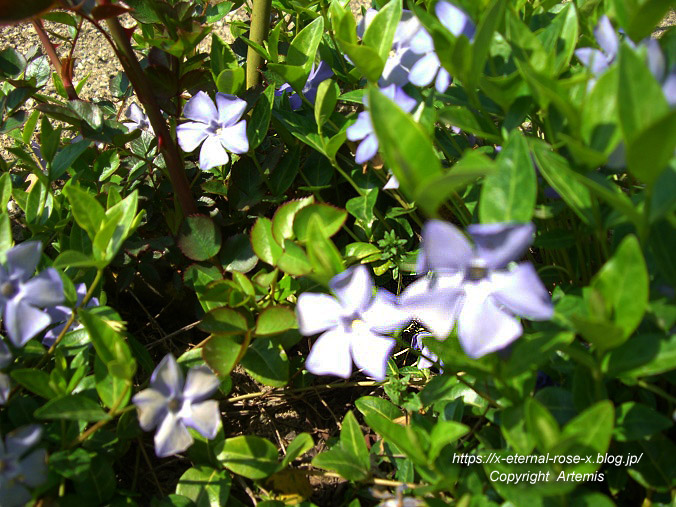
xmin=0 ymin=242 xmax=64 ymax=348
xmin=412 ymin=331 xmax=443 ymax=371
xmin=123 ymin=103 xmax=154 ymax=134
xmin=42 ymin=283 xmax=99 ymax=348
xmin=408 ymin=2 xmax=475 ymax=92
xmin=176 ymin=91 xmax=249 ymax=171
xmin=401 ymin=221 xmax=553 ymax=358
xmin=0 ymin=425 xmax=47 ymax=507
xmin=346 ymin=84 xmax=417 ymax=164
xmin=276 ymin=61 xmax=334 ymax=110
xmin=132 ymin=354 xmax=221 ymax=458
xmin=296 ymin=265 xmax=410 ymax=381
xmin=575 ymin=16 xmax=619 ymax=76
xmin=644 ymin=39 xmax=676 ymax=107
xmin=383 ymin=172 xmax=399 ymax=190
xmin=0 ymin=340 xmax=10 ymax=404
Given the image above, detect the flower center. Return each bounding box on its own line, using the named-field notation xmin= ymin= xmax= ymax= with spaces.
xmin=167 ymin=398 xmax=181 ymax=413
xmin=467 ymin=260 xmax=488 ymax=281
xmin=1 ymin=282 xmax=16 ymax=298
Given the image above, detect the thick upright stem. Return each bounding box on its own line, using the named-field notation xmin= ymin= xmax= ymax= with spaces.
xmin=246 ymin=0 xmax=272 ymax=89
xmin=32 ymin=19 xmax=78 ymax=100
xmin=105 ymin=17 xmax=197 ymax=216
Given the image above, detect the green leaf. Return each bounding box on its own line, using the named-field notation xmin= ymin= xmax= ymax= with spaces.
xmin=68 ymin=100 xmax=103 ymax=130
xmin=613 ymin=0 xmax=674 ymax=42
xmin=501 ymin=404 xmax=536 ymax=455
xmin=178 ymin=215 xmax=222 ymax=262
xmin=210 ymin=33 xmax=239 ymax=76
xmin=219 ymin=233 xmax=258 ymax=274
xmin=438 ymin=106 xmax=501 ymax=143
xmin=281 ymin=433 xmax=314 ymax=468
xmin=618 ymin=44 xmax=669 ymax=142
xmin=363 ymin=0 xmax=402 ymax=65
xmin=10 ymin=369 xmax=59 ymax=399
xmin=314 ymin=79 xmax=340 ymax=130
xmin=53 ymin=250 xmax=104 ymax=269
xmin=368 ymin=86 xmax=441 ymax=199
xmin=49 ymin=449 xmax=94 ymax=480
xmin=202 ymin=334 xmax=243 ymax=377
xmin=525 ymin=398 xmax=560 ymax=452
xmin=218 ymin=435 xmax=279 ymax=479
xmin=176 ymin=466 xmax=231 ymax=507
xmin=79 ymin=309 xmax=136 ymax=380
xmin=312 ymin=447 xmax=369 ymax=481
xmin=623 ymin=435 xmax=676 ymax=492
xmin=72 ymin=455 xmax=116 ymax=503
xmin=0 ymin=48 xmax=27 ymax=78
xmin=247 ymin=84 xmax=275 ymax=150
xmin=95 ymin=150 xmax=121 ymax=182
xmin=255 ymin=307 xmax=297 ymax=336
xmin=51 ymin=139 xmax=91 ymax=180
xmin=537 ymin=2 xmax=578 ymax=75
xmin=63 ymin=186 xmax=104 ymax=240
xmin=428 ymin=420 xmax=468 ymax=462
xmin=340 ymin=410 xmax=370 ymax=471
xmin=96 ymin=190 xmax=140 ymax=262
xmin=277 ymin=240 xmax=312 ymax=276
xmin=272 ymin=196 xmax=315 ymax=244
xmin=288 ymin=17 xmax=324 ymax=72
xmin=216 ymin=68 xmax=245 ymax=95
xmin=251 ymin=217 xmax=283 ymax=266
xmin=241 ymin=339 xmax=289 ymax=387
xmin=346 ymin=190 xmax=378 ymax=225
xmin=34 ymin=393 xmax=108 ymax=422
xmin=614 ymin=402 xmax=672 ymax=442
xmin=199 ymin=307 xmax=248 ymax=335
xmin=0 ymin=173 xmax=11 ymax=211
xmin=603 ymin=333 xmax=676 ymax=379
xmin=293 ymin=204 xmax=347 ymax=242
xmin=626 ymin=109 xmax=676 ymax=185
xmin=479 ymin=130 xmax=536 ymax=223
xmin=305 ymin=215 xmax=345 ymax=281
xmin=468 ymin=0 xmax=506 ymax=88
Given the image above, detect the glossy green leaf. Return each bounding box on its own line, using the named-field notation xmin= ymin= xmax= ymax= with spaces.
xmin=293 ymin=204 xmax=347 ymax=242
xmin=176 ymin=466 xmax=231 ymax=507
xmin=614 ymin=402 xmax=672 ymax=442
xmin=202 ymin=334 xmax=243 ymax=377
xmin=340 ymin=410 xmax=370 ymax=470
xmin=281 ymin=433 xmax=314 ymax=468
xmin=255 ymin=306 xmax=297 ymax=336
xmin=218 ymin=435 xmax=279 ymax=479
xmin=438 ymin=106 xmax=501 ymax=143
xmin=78 ymin=309 xmax=136 ymax=380
xmin=247 ymin=84 xmax=275 ymax=150
xmin=363 ymin=0 xmax=402 ymax=64
xmin=10 ymin=369 xmax=59 ymax=399
xmin=34 ymin=393 xmax=108 ymax=422
xmin=178 ymin=215 xmax=222 ymax=262
xmin=199 ymin=307 xmax=248 ymax=334
xmin=241 ymin=339 xmax=289 ymax=387
xmin=305 ymin=215 xmax=345 ymax=280
xmin=220 ymin=233 xmax=258 ymax=273
xmin=216 ymin=68 xmax=245 ymax=95
xmin=251 ymin=217 xmax=283 ymax=266
xmin=314 ymin=79 xmax=340 ymax=129
xmin=272 ymin=196 xmax=315 ymax=244
xmin=626 ymin=109 xmax=676 ymax=185
xmin=277 ymin=240 xmax=312 ymax=275
xmin=501 ymin=404 xmax=536 ymax=455
xmin=312 ymin=447 xmax=369 ymax=481
xmin=287 ymin=17 xmax=324 ymax=72
xmin=525 ymin=398 xmax=560 ymax=452
xmin=346 ymin=190 xmax=378 ymax=225
xmin=51 ymin=139 xmax=91 ymax=180
xmin=603 ymin=333 xmax=676 ymax=379
xmin=63 ymin=186 xmax=104 ymax=240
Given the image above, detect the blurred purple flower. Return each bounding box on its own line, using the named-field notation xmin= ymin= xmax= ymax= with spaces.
xmin=276 ymin=61 xmax=334 ymax=110
xmin=124 ymin=103 xmax=153 ymax=134
xmin=296 ymin=265 xmax=410 ymax=381
xmin=0 ymin=242 xmax=64 ymax=348
xmin=412 ymin=331 xmax=443 ymax=371
xmin=575 ymin=16 xmax=619 ymax=76
xmin=0 ymin=340 xmax=10 ymax=404
xmin=401 ymin=221 xmax=553 ymax=358
xmin=346 ymin=84 xmax=417 ymax=164
xmin=0 ymin=425 xmax=47 ymax=507
xmin=42 ymin=283 xmax=99 ymax=348
xmin=644 ymin=39 xmax=676 ymax=107
xmin=133 ymin=354 xmax=221 ymax=458
xmin=176 ymin=91 xmax=249 ymax=170
xmin=408 ymin=2 xmax=475 ymax=92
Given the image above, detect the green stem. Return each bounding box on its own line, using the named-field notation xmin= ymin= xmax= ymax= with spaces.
xmin=246 ymin=0 xmax=273 ymax=89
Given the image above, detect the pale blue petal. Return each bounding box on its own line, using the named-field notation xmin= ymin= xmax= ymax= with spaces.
xmin=662 ymin=71 xmax=676 ymax=107
xmin=346 ymin=112 xmax=372 ymax=142
xmin=575 ymin=48 xmax=609 ymax=75
xmin=19 ymin=449 xmax=47 ymax=487
xmin=391 ymin=86 xmax=417 ymax=113
xmin=400 ymin=277 xmax=462 ymax=339
xmin=594 ymin=16 xmax=619 ymax=59
xmin=21 ymin=268 xmax=64 ymax=307
xmin=289 ymin=93 xmax=302 ymax=110
xmin=132 ymin=388 xmax=169 ymax=431
xmin=6 ymin=425 xmax=42 ymax=455
xmin=350 ymin=329 xmax=395 ymax=381
xmin=467 ymin=222 xmax=535 ymax=269
xmin=176 ymin=122 xmax=210 ymax=152
xmin=184 ymin=91 xmax=218 ymax=124
xmin=3 ymin=298 xmax=51 ymax=347
xmin=199 ymin=135 xmax=229 ymax=170
xmin=182 ymin=366 xmax=219 ymax=402
xmin=5 ymin=242 xmax=41 ymax=282
xmin=306 ymin=328 xmax=353 ymax=378
xmin=394 ymin=10 xmax=422 ymax=46
xmin=435 ymin=67 xmax=451 ymax=93
xmin=361 ymin=289 xmax=411 ymax=333
xmin=409 ymin=52 xmax=440 ymax=87
xmin=151 ymin=354 xmax=184 ymax=399
xmin=126 ymin=103 xmax=146 ymax=125
xmin=296 ymin=293 xmax=343 ymax=335
xmin=154 ymin=412 xmax=193 ymax=457
xmin=421 ymin=220 xmax=473 ymax=272
xmin=182 ymin=400 xmax=220 ymax=439
xmin=410 ymin=28 xmax=434 ymax=54
xmin=490 ymin=263 xmax=553 ymax=320
xmin=216 ymin=93 xmax=247 ymax=127
xmin=645 ymin=39 xmax=665 ymax=82
xmin=383 ymin=174 xmax=399 ymax=190
xmin=330 ymin=265 xmax=373 ymax=314
xmin=355 ymin=134 xmax=379 ymax=164
xmin=436 ymin=1 xmax=474 ymax=39
xmin=218 ymin=120 xmax=249 ymax=154
xmin=458 ymin=285 xmax=522 ymax=358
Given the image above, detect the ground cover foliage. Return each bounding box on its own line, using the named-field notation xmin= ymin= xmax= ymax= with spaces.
xmin=0 ymin=0 xmax=675 ymax=505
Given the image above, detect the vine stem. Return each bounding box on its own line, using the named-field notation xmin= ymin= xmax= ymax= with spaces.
xmin=247 ymin=0 xmax=273 ymax=89
xmin=31 ymin=18 xmax=78 ymax=100
xmin=69 ymin=382 xmax=131 ymax=447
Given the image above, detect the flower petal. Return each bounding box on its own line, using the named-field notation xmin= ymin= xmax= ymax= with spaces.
xmin=361 ymin=289 xmax=410 ymax=333
xmin=199 ymin=135 xmax=229 ymax=170
xmin=400 ymin=277 xmax=463 ymax=339
xmin=645 ymin=39 xmax=665 ymax=82
xmin=21 ymin=268 xmax=64 ymax=307
xmin=184 ymin=91 xmax=218 ymax=124
xmin=350 ymin=329 xmax=395 ymax=381
xmin=5 ymin=424 xmax=42 ymax=455
xmin=458 ymin=284 xmax=522 ymax=358
xmin=435 ymin=67 xmax=451 ymax=93
xmin=467 ymin=222 xmax=535 ymax=269
xmin=305 ymin=328 xmax=352 ymax=378
xmin=126 ymin=103 xmax=145 ymax=124
xmin=154 ymin=413 xmax=193 ymax=457
xmin=662 ymin=71 xmax=676 ymax=107
xmin=132 ymin=388 xmax=169 ymax=431
xmin=216 ymin=93 xmax=247 ymax=127
xmin=410 ymin=28 xmax=434 ymax=54
xmin=420 ymin=220 xmax=473 ymax=272
xmin=575 ymin=48 xmax=608 ymax=75
xmin=5 ymin=241 xmax=41 ymax=282
xmin=355 ymin=134 xmax=379 ymax=164
xmin=19 ymin=449 xmax=47 ymax=487
xmin=490 ymin=263 xmax=553 ymax=320
xmin=383 ymin=173 xmax=399 ymax=190
xmin=409 ymin=52 xmax=439 ymax=87
xmin=296 ymin=292 xmax=343 ymax=335
xmin=3 ymin=298 xmax=52 ymax=347
xmin=330 ymin=265 xmax=373 ymax=315
xmin=0 ymin=338 xmax=11 ymax=369
xmin=176 ymin=122 xmax=210 ymax=152
xmin=436 ymin=1 xmax=475 ymax=39
xmin=289 ymin=93 xmax=302 ymax=110
xmin=1 ymin=484 xmax=31 ymax=507
xmin=219 ymin=120 xmax=249 ymax=154
xmin=182 ymin=399 xmax=220 ymax=439
xmin=346 ymin=112 xmax=372 ymax=142
xmin=183 ymin=365 xmax=220 ymax=402
xmin=151 ymin=354 xmax=184 ymax=399
xmin=594 ymin=16 xmax=618 ymax=60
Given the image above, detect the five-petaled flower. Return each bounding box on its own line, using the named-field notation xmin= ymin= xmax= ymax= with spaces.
xmin=296 ymin=265 xmax=410 ymax=381
xmin=276 ymin=61 xmax=334 ymax=111
xmin=0 ymin=242 xmax=64 ymax=348
xmin=123 ymin=103 xmax=154 ymax=134
xmin=132 ymin=354 xmax=221 ymax=458
xmin=401 ymin=221 xmax=553 ymax=358
xmin=574 ymin=16 xmax=619 ymax=77
xmin=346 ymin=84 xmax=417 ymax=164
xmin=0 ymin=425 xmax=47 ymax=507
xmin=176 ymin=91 xmax=249 ymax=171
